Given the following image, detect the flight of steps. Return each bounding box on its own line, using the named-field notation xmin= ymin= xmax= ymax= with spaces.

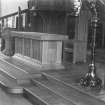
xmin=0 ymin=53 xmax=105 ymax=105
xmin=0 ymin=52 xmax=42 ymax=94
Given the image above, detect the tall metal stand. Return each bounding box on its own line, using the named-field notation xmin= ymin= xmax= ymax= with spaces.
xmin=80 ymin=1 xmax=102 ymax=89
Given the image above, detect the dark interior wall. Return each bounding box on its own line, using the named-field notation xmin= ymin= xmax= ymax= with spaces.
xmin=45 ymin=12 xmax=66 ymax=34
xmin=30 ymin=11 xmax=67 ymax=35
xmin=66 ymin=15 xmax=75 ymax=39
xmin=30 ymin=13 xmax=44 ymax=32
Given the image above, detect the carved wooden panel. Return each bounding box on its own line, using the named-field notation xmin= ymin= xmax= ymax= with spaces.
xmin=15 ymin=38 xmax=23 ymax=54
xmin=24 ymin=38 xmax=31 ymax=57
xmin=47 ymin=41 xmax=57 ymax=64
xmin=32 ymin=40 xmax=42 ymax=61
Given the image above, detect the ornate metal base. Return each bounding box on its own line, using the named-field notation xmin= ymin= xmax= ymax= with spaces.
xmin=80 ymin=64 xmax=102 ymax=89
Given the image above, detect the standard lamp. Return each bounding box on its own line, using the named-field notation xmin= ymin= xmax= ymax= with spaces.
xmin=80 ymin=0 xmax=102 ymax=89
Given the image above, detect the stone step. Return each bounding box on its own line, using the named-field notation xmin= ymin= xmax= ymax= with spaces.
xmin=31 ymin=73 xmax=105 ymax=105
xmin=24 ymin=84 xmax=75 ymax=105
xmin=0 ymin=59 xmax=31 ymax=85
xmin=0 ymin=74 xmax=23 ymax=94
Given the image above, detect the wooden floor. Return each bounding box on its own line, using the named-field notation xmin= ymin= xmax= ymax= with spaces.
xmin=0 ymin=48 xmax=105 ymax=105
xmin=0 ymin=88 xmax=32 ymax=105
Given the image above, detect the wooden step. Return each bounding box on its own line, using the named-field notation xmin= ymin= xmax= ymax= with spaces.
xmin=0 ymin=52 xmax=42 ymax=77
xmin=0 ymin=59 xmax=31 ymax=85
xmin=1 ymin=52 xmax=105 ymax=104
xmin=24 ymin=84 xmax=75 ymax=105
xmin=31 ymin=73 xmax=105 ymax=105
xmin=42 ymin=70 xmax=105 ymax=101
xmin=5 ymin=56 xmax=41 ymax=75
xmin=0 ymin=74 xmax=23 ymax=94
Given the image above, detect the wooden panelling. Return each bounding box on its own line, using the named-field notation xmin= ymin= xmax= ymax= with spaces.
xmin=75 ymin=10 xmax=89 ymax=42
xmin=56 ymin=41 xmax=62 ymax=64
xmin=15 ymin=38 xmax=23 ymax=54
xmin=47 ymin=41 xmax=57 ymax=64
xmin=24 ymin=38 xmax=31 ymax=57
xmin=46 ymin=13 xmax=66 ymax=34
xmin=32 ymin=40 xmax=42 ymax=61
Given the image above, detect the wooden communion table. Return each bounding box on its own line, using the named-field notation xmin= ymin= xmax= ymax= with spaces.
xmin=10 ymin=31 xmax=68 ymax=70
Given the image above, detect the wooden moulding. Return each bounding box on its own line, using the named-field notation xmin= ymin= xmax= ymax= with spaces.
xmin=11 ymin=31 xmax=68 ymax=41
